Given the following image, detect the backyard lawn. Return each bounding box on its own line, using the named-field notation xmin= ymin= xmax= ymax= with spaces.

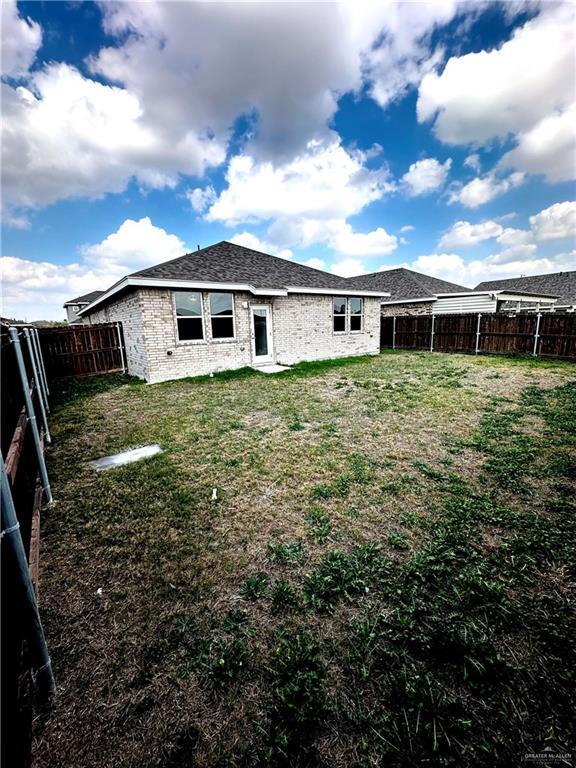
xmin=34 ymin=351 xmax=575 ymax=768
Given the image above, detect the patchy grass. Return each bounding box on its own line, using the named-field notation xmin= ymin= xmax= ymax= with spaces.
xmin=34 ymin=352 xmax=576 ymax=768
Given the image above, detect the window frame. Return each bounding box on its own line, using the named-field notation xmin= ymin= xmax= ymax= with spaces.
xmin=333 ymin=296 xmax=348 ymax=334
xmin=208 ymin=292 xmax=236 ymax=342
xmin=349 ymin=297 xmax=364 ymax=333
xmin=174 ymin=290 xmax=206 ymax=344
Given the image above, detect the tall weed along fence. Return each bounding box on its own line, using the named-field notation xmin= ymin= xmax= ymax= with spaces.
xmin=1 ymin=325 xmax=55 ymax=768
xmin=381 ymin=312 xmax=576 ymax=360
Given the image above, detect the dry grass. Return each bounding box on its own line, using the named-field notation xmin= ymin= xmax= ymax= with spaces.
xmin=33 ymin=351 xmax=576 ymax=767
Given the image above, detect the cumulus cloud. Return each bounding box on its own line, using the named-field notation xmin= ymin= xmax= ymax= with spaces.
xmin=405 ymin=250 xmax=576 ymax=287
xmin=500 ymin=104 xmax=576 ymax=182
xmin=0 ymin=0 xmax=41 ymax=77
xmin=329 ymin=258 xmax=368 ymax=278
xmin=418 ymin=4 xmax=575 ymax=145
xmin=402 ymin=157 xmax=452 ymax=196
xmin=1 ymin=218 xmax=187 ymax=320
xmin=2 ymin=63 xmax=225 ymax=209
xmin=229 ymin=232 xmax=293 ymax=261
xmin=448 ymin=172 xmax=525 ymax=208
xmin=529 ymin=201 xmax=576 ymax=241
xmin=186 ymin=186 xmax=217 ymax=214
xmin=464 ymin=154 xmax=481 ymax=173
xmin=205 ymin=139 xmax=397 ymax=257
xmin=438 ymin=220 xmax=504 ymax=248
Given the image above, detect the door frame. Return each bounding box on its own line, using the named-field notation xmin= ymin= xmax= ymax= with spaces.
xmin=250 ymin=304 xmax=274 ymax=365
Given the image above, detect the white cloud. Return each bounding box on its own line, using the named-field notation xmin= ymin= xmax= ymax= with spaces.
xmin=406 ymin=250 xmax=576 ymax=287
xmin=448 ymin=171 xmax=525 ymax=208
xmin=464 ymin=153 xmax=481 ymax=173
xmin=400 ymin=225 xmax=415 ymax=233
xmin=328 ymin=223 xmax=397 ymax=257
xmin=2 ymin=64 xmax=225 ymax=209
xmin=500 ymin=104 xmax=576 ymax=182
xmin=329 ymin=258 xmax=367 ymax=278
xmin=496 ymin=227 xmax=533 ymax=247
xmin=229 ymin=232 xmax=293 ymax=261
xmin=205 ymin=139 xmax=397 ymax=258
xmin=0 ymin=0 xmax=41 ymax=77
xmin=418 ymin=4 xmax=575 ymax=145
xmin=529 ymin=201 xmax=576 ymax=241
xmin=1 ymin=218 xmax=187 ymax=321
xmin=206 ymin=140 xmax=392 ymax=226
xmin=438 ymin=220 xmax=504 ymax=248
xmin=402 ymin=157 xmax=452 ymax=196
xmin=186 ymin=185 xmax=217 ymax=214
xmin=303 ymin=257 xmax=327 ymax=271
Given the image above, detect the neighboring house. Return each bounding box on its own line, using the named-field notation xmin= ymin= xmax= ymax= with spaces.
xmin=78 ymin=241 xmax=387 ymax=384
xmin=63 ymin=291 xmax=105 ymax=324
xmin=347 ymin=267 xmax=558 ymax=315
xmin=475 ymin=270 xmax=576 ymax=311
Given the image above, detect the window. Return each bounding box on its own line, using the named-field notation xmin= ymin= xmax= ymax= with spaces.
xmin=350 ymin=298 xmax=363 ymax=332
xmin=209 ymin=293 xmax=235 ymax=339
xmin=333 ymin=296 xmax=347 ymax=332
xmin=175 ymin=291 xmax=204 ymax=340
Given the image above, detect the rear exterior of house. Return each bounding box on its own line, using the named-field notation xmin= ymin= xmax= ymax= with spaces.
xmin=347 ymin=268 xmax=560 ymax=315
xmin=79 ymin=242 xmax=384 ymax=384
xmin=475 ymin=270 xmax=576 ymax=311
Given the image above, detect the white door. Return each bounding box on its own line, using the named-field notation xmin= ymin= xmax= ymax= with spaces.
xmin=251 ymin=306 xmax=274 ymax=364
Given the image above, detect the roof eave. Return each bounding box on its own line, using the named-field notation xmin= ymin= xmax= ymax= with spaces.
xmin=78 ymin=277 xmax=389 ymax=315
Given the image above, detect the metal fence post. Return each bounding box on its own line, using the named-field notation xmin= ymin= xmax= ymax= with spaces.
xmin=430 ymin=314 xmax=435 ymax=352
xmin=475 ymin=313 xmax=482 ymax=355
xmin=116 ymin=322 xmax=127 ymax=373
xmin=533 ymin=312 xmax=541 ymax=357
xmin=32 ymin=328 xmax=50 ymax=396
xmin=8 ymin=328 xmax=53 ymax=503
xmin=23 ymin=329 xmax=51 ymax=444
xmin=392 ymin=316 xmax=396 ymax=350
xmin=1 ymin=453 xmax=55 ymax=698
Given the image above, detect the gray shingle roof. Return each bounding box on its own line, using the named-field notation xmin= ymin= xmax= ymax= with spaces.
xmin=131 ymin=241 xmax=358 ymax=291
xmin=64 ymin=290 xmax=105 ymax=306
xmin=346 ymin=268 xmax=471 ymax=301
xmin=475 ymin=271 xmax=576 ymax=304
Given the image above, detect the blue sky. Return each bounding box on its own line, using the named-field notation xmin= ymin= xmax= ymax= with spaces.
xmin=1 ymin=0 xmax=575 ymax=320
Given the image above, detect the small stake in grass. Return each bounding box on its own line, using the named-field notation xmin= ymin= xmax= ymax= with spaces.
xmin=212 ymin=488 xmax=218 ymax=502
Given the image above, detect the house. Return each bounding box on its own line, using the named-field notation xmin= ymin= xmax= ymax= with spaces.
xmin=475 ymin=270 xmax=576 ymax=311
xmin=63 ymin=291 xmax=105 ymax=324
xmin=347 ymin=267 xmax=558 ymax=315
xmin=78 ymin=241 xmax=387 ymax=384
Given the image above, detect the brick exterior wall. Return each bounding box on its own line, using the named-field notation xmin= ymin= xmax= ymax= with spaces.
xmin=85 ymin=288 xmax=381 ymax=384
xmin=380 ymin=301 xmax=434 ymax=317
xmin=84 ymin=292 xmax=148 ymax=379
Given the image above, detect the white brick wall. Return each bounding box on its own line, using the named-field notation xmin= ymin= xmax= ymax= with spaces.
xmin=85 ymin=288 xmax=381 ymax=383
xmin=381 ymin=301 xmax=434 ymax=317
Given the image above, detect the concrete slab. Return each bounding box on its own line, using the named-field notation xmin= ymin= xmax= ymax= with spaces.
xmin=90 ymin=444 xmax=163 ymax=471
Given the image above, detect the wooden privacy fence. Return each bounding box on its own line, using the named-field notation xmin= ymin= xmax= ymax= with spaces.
xmin=38 ymin=322 xmax=126 ymax=379
xmin=381 ymin=312 xmax=576 ymax=360
xmin=1 ymin=324 xmax=55 ymax=768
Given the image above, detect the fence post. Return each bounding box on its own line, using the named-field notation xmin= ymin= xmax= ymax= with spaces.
xmin=533 ymin=312 xmax=541 ymax=357
xmin=1 ymin=453 xmax=55 ymax=698
xmin=475 ymin=313 xmax=482 ymax=355
xmin=116 ymin=322 xmax=127 ymax=373
xmin=23 ymin=329 xmax=51 ymax=444
xmin=8 ymin=328 xmax=53 ymax=504
xmin=430 ymin=314 xmax=435 ymax=352
xmin=32 ymin=328 xmax=50 ymax=396
xmin=392 ymin=316 xmax=396 ymax=350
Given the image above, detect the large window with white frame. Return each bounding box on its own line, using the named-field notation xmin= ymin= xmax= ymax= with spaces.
xmin=175 ymin=291 xmax=204 ymax=341
xmin=209 ymin=292 xmax=235 ymax=339
xmin=333 ymin=296 xmax=347 ymax=332
xmin=350 ymin=297 xmax=363 ymax=332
